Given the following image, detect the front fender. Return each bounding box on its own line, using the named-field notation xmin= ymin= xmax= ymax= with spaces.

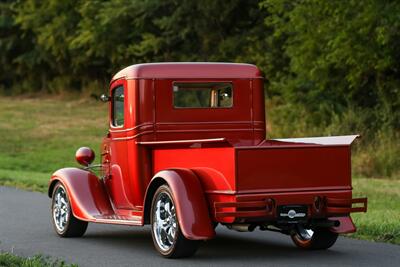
xmin=48 ymin=168 xmax=114 ymax=221
xmin=144 ymin=169 xmax=215 ymax=240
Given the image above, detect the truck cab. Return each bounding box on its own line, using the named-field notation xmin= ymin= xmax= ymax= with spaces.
xmin=49 ymin=63 xmax=367 ymax=258
xmin=102 ymin=63 xmax=265 ymax=210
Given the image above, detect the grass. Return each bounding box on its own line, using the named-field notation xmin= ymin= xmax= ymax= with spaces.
xmin=0 ymin=96 xmax=107 ymax=186
xmin=349 ymin=178 xmax=400 ymax=244
xmin=0 ymin=169 xmax=48 ymax=193
xmin=0 ymin=252 xmax=76 ymax=267
xmin=266 ymin=100 xmax=400 ymax=178
xmin=0 ymin=96 xmax=399 ymax=245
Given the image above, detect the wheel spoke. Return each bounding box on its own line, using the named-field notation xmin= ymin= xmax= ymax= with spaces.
xmin=64 ymin=210 xmax=69 ymax=224
xmin=296 ymin=225 xmax=314 ymax=240
xmin=165 ymin=201 xmax=171 ymax=216
xmin=56 ymin=193 xmax=61 ymax=206
xmin=156 ymin=201 xmax=167 ymax=226
xmin=166 ymin=227 xmax=174 ymax=244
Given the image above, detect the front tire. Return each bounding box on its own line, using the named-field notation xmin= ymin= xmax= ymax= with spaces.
xmin=51 ymin=182 xmax=88 ymax=237
xmin=150 ymin=185 xmax=200 ymax=258
xmin=291 ymin=225 xmax=338 ymax=250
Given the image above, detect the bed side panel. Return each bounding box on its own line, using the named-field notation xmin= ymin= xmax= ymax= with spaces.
xmin=152 ymin=147 xmax=236 ymax=191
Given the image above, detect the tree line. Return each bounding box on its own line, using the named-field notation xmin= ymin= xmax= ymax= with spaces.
xmin=1 ymin=0 xmax=399 ymax=132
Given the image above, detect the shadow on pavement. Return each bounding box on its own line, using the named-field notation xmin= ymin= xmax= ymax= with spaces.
xmin=80 ymin=225 xmax=345 ymax=262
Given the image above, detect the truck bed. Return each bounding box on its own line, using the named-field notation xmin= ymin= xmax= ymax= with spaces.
xmin=150 ymin=137 xmax=355 ymax=194
xmin=235 ymin=145 xmax=351 ymax=193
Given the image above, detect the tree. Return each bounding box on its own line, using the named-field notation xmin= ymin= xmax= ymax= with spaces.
xmin=261 ymin=0 xmax=400 ymax=130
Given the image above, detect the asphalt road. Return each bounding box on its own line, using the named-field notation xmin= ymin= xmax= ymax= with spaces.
xmin=0 ymin=186 xmax=399 ymax=267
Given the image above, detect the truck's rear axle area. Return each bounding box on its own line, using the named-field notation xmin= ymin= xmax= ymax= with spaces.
xmin=224 ymin=218 xmax=340 ymax=234
xmin=213 ymin=196 xmax=367 ymax=223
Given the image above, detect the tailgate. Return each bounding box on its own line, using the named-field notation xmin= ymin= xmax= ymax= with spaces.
xmin=236 ymin=145 xmax=351 ymax=192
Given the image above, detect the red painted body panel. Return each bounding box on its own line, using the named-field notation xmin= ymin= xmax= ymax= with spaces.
xmin=152 ymin=144 xmax=352 ymax=194
xmin=111 ymin=62 xmax=262 ymax=81
xmin=235 ymin=145 xmax=351 ymax=192
xmin=49 ymin=63 xmax=366 ymax=239
xmin=49 ymin=168 xmax=114 ymax=220
xmin=144 ymin=169 xmax=215 ymax=240
xmin=153 ymin=147 xmax=236 ymax=192
xmin=329 ymin=216 xmax=357 ymax=233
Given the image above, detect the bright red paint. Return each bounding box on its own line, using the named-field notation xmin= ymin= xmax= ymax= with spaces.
xmin=49 ymin=168 xmax=114 ymax=221
xmin=75 ymin=147 xmax=95 ymax=166
xmin=48 ymin=63 xmax=366 ymax=240
xmin=144 ymin=169 xmax=215 ymax=239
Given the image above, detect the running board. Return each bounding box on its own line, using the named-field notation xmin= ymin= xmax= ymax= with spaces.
xmin=93 ymin=215 xmax=142 ymax=226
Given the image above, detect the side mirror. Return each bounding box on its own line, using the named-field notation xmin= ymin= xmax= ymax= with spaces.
xmin=75 ymin=147 xmax=95 ymax=167
xmin=100 ymin=94 xmax=110 ymax=102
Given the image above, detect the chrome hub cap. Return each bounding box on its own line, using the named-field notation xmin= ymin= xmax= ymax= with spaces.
xmin=53 ymin=186 xmax=69 ymax=232
xmin=297 ymin=225 xmax=314 ymax=240
xmin=153 ymin=192 xmax=177 ymax=251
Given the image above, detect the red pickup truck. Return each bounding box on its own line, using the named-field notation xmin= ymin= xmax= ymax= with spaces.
xmin=48 ymin=63 xmax=367 ymax=258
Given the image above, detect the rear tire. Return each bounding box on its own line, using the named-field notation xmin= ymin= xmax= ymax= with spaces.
xmin=51 ymin=182 xmax=88 ymax=237
xmin=150 ymin=185 xmax=200 ymax=258
xmin=291 ymin=225 xmax=338 ymax=250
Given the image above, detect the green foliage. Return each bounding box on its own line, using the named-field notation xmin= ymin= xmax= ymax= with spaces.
xmin=0 ymin=252 xmax=77 ymax=267
xmin=0 ymin=97 xmax=107 ymax=176
xmin=350 ymin=178 xmax=400 ymax=244
xmin=0 ymin=0 xmax=264 ymax=93
xmin=261 ymin=0 xmax=400 ymax=131
xmin=260 ymin=0 xmax=400 ymax=177
xmin=267 ymin=99 xmax=400 ymax=177
xmin=0 ymin=0 xmax=399 ymax=177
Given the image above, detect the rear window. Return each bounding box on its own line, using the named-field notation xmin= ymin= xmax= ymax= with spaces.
xmin=173 ymin=82 xmax=233 ymax=108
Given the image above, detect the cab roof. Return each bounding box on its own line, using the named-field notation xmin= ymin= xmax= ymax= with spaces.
xmin=111 ymin=62 xmax=262 ymax=82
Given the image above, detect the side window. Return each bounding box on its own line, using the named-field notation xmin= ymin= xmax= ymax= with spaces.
xmin=112 ymin=86 xmax=124 ymax=127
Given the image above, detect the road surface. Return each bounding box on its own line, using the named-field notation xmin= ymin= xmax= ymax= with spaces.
xmin=0 ymin=186 xmax=399 ymax=267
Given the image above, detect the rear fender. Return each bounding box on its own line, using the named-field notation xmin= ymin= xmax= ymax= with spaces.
xmin=144 ymin=169 xmax=215 ymax=240
xmin=48 ymin=168 xmax=114 ymax=221
xmin=329 ymin=216 xmax=356 ymax=234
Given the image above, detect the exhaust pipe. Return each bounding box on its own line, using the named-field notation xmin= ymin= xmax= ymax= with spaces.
xmin=227 ymin=224 xmax=256 ymax=232
xmin=311 ymin=220 xmax=340 ymax=228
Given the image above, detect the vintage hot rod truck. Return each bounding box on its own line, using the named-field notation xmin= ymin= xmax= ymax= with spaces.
xmin=48 ymin=63 xmax=367 ymax=258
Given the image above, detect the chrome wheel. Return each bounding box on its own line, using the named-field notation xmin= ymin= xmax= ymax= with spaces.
xmin=52 ymin=186 xmax=69 ymax=232
xmin=150 ymin=185 xmax=200 ymax=258
xmin=297 ymin=225 xmax=314 ymax=240
xmin=291 ymin=224 xmax=338 ymax=250
xmin=152 ymin=191 xmax=177 ymax=252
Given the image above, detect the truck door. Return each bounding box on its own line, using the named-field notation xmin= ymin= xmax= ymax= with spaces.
xmin=104 ymin=82 xmax=134 ymax=209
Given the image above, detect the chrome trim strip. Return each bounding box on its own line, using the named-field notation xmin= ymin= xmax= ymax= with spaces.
xmin=109 ymin=122 xmax=154 ymax=133
xmin=156 ymin=128 xmax=253 ymax=133
xmin=136 ymin=138 xmax=226 ymax=146
xmin=94 ymin=218 xmax=142 ymax=225
xmin=111 ymin=131 xmax=154 ymax=141
xmin=155 ymin=121 xmax=259 ymax=125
